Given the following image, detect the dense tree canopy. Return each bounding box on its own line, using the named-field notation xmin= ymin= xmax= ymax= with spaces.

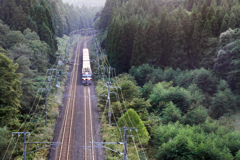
xmin=96 ymin=0 xmax=240 ymax=72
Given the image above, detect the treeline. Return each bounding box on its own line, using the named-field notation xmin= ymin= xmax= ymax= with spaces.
xmin=95 ymin=66 xmax=240 ymax=159
xmin=0 ymin=0 xmax=99 ymax=158
xmin=96 ymin=0 xmax=240 ymax=72
xmin=0 ymin=0 xmax=98 ymax=52
xmin=94 ymin=0 xmax=240 ymax=159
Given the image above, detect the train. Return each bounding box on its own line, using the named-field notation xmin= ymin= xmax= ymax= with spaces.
xmin=82 ymin=48 xmax=92 ymax=85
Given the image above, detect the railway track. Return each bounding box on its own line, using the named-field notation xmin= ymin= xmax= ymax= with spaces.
xmin=56 ymin=41 xmax=80 ymax=160
xmin=54 ymin=40 xmax=96 ymax=160
xmin=84 ymin=86 xmax=95 ymax=160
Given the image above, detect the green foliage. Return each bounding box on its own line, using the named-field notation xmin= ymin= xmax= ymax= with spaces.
xmin=148 ymin=82 xmax=191 ymax=113
xmin=236 ymin=150 xmax=240 ymax=160
xmin=115 ymin=74 xmax=140 ymax=101
xmin=161 ymin=102 xmax=182 ymax=124
xmin=125 ymin=98 xmax=150 ymax=121
xmin=0 ymin=52 xmax=22 ymax=128
xmin=192 ymin=68 xmax=218 ymax=95
xmin=5 ymin=31 xmax=26 ymax=48
xmin=182 ymin=106 xmax=208 ymax=125
xmin=141 ymin=81 xmax=154 ymax=99
xmin=153 ymin=121 xmax=240 ymax=159
xmin=0 ymin=127 xmax=10 ymax=159
xmin=210 ymin=80 xmax=237 ymax=119
xmin=129 ymin=64 xmax=163 ymax=86
xmin=118 ymin=108 xmax=150 ymax=144
xmin=98 ymin=0 xmax=240 ymax=72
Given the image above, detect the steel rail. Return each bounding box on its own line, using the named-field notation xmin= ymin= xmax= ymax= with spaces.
xmin=58 ymin=41 xmax=80 ymax=160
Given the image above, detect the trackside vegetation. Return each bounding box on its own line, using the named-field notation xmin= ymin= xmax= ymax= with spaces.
xmin=0 ymin=0 xmax=98 ymax=159
xmin=94 ymin=0 xmax=240 ymax=159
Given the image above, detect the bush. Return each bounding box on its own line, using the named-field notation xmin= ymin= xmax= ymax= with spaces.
xmin=129 ymin=64 xmax=158 ymax=86
xmin=153 ymin=122 xmax=237 ymax=160
xmin=182 ymin=106 xmax=208 ymax=125
xmin=162 ymin=67 xmax=179 ymax=86
xmin=210 ymin=80 xmax=237 ymax=119
xmin=236 ymin=150 xmax=240 ymax=160
xmin=192 ymin=68 xmax=219 ymax=95
xmin=161 ymin=102 xmax=182 ymax=124
xmin=141 ymin=81 xmax=154 ymax=99
xmin=118 ymin=108 xmax=150 ymax=145
xmin=175 ymin=70 xmax=195 ymax=88
xmin=148 ymin=82 xmax=191 ymax=113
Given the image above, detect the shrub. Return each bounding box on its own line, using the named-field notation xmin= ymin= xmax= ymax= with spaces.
xmin=161 ymin=102 xmax=182 ymax=124
xmin=210 ymin=80 xmax=237 ymax=119
xmin=192 ymin=68 xmax=219 ymax=95
xmin=236 ymin=150 xmax=240 ymax=160
xmin=129 ymin=64 xmax=156 ymax=86
xmin=118 ymin=108 xmax=150 ymax=145
xmin=182 ymin=106 xmax=208 ymax=125
xmin=153 ymin=122 xmax=236 ymax=160
xmin=175 ymin=70 xmax=195 ymax=88
xmin=141 ymin=81 xmax=154 ymax=99
xmin=148 ymin=82 xmax=191 ymax=113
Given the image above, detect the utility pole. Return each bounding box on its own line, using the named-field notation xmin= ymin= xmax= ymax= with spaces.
xmin=55 ymin=65 xmax=58 ymax=94
xmin=49 ymin=71 xmax=51 ymax=92
xmin=47 ymin=69 xmax=57 ymax=93
xmin=85 ymin=126 xmax=137 ymax=160
xmin=38 ymin=88 xmax=50 ymax=125
xmin=102 ymin=67 xmax=105 ymax=91
xmin=12 ymin=132 xmax=30 ymax=160
xmin=106 ymin=67 xmax=120 ymax=126
xmin=120 ymin=126 xmax=137 ymax=160
xmin=107 ymin=66 xmax=111 ymax=126
xmin=12 ymin=132 xmax=61 ymax=160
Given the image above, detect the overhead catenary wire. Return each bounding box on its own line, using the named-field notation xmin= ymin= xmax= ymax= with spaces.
xmin=3 ymin=34 xmax=70 ymax=160
xmin=113 ymin=69 xmax=148 ymax=160
xmin=110 ymin=70 xmax=140 ymax=160
xmin=93 ymin=35 xmax=141 ymax=159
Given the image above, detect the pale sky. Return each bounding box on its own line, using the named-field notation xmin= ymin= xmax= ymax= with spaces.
xmin=62 ymin=0 xmax=106 ymax=7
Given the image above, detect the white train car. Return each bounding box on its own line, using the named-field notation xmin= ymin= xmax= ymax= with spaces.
xmin=82 ymin=48 xmax=92 ymax=85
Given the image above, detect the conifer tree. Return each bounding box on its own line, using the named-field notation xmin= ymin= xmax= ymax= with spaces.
xmin=228 ymin=13 xmax=237 ymax=29
xmin=220 ymin=13 xmax=229 ymax=33
xmin=131 ymin=22 xmax=146 ymax=66
xmin=210 ymin=15 xmax=218 ymax=36
xmin=202 ymin=19 xmax=213 ymax=39
xmin=40 ymin=23 xmax=53 ymax=51
xmin=191 ymin=13 xmax=203 ymax=68
xmin=22 ymin=0 xmax=30 ymax=15
xmin=118 ymin=108 xmax=150 ymax=144
xmin=35 ymin=4 xmax=48 ymax=31
xmin=206 ymin=5 xmax=215 ymax=21
xmin=145 ymin=16 xmax=160 ymax=65
xmin=200 ymin=1 xmax=208 ymax=23
xmin=172 ymin=19 xmax=187 ymax=69
xmin=211 ymin=0 xmax=217 ymax=8
xmin=12 ymin=6 xmax=28 ymax=32
xmin=0 ymin=0 xmax=17 ymax=26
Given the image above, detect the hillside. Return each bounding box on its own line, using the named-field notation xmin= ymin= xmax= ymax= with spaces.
xmin=0 ymin=0 xmax=99 ymax=159
xmin=93 ymin=0 xmax=240 ymax=159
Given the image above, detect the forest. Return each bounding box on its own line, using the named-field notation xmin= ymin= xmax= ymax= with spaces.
xmin=94 ymin=0 xmax=240 ymax=159
xmin=0 ymin=0 xmax=99 ymax=159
